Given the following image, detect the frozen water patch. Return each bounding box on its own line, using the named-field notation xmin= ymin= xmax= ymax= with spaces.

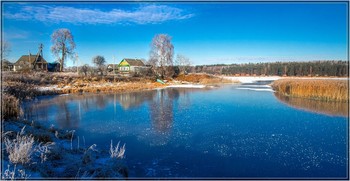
xmin=236 ymin=88 xmax=275 ymax=92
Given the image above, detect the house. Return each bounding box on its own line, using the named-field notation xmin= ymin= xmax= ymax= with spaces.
xmin=1 ymin=60 xmax=14 ymax=71
xmin=107 ymin=64 xmax=118 ymax=73
xmin=47 ymin=62 xmax=61 ymax=72
xmin=118 ymin=58 xmax=146 ymax=74
xmin=14 ymin=54 xmax=48 ymax=72
xmin=13 ymin=44 xmax=48 ymax=72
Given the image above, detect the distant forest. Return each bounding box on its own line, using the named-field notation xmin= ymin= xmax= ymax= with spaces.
xmin=190 ymin=61 xmax=348 ymax=77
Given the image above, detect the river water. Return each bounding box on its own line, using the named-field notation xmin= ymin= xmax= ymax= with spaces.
xmin=22 ymin=83 xmax=348 ymax=178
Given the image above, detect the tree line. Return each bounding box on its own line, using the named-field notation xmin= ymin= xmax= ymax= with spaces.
xmin=2 ymin=28 xmax=348 ymax=77
xmin=191 ymin=61 xmax=348 ymax=77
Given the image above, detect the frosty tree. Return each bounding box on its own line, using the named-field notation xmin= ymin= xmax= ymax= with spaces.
xmin=149 ymin=34 xmax=174 ymax=79
xmin=51 ymin=28 xmax=76 ymax=72
xmin=92 ymin=55 xmax=106 ymax=75
xmin=175 ymin=54 xmax=191 ymax=74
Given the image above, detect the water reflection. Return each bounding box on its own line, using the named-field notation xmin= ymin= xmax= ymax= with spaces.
xmin=274 ymin=93 xmax=348 ymax=117
xmin=149 ymin=89 xmax=176 ymax=133
xmin=22 ymin=88 xmax=206 ymax=131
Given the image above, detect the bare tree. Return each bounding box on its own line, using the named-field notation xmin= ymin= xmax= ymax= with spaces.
xmin=81 ymin=64 xmax=90 ymax=76
xmin=92 ymin=55 xmax=106 ymax=75
xmin=51 ymin=28 xmax=76 ymax=72
xmin=175 ymin=54 xmax=191 ymax=74
xmin=1 ymin=40 xmax=11 ymax=61
xmin=149 ymin=34 xmax=174 ymax=79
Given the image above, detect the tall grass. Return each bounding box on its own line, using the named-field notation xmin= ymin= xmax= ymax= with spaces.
xmin=2 ymin=94 xmax=21 ymax=120
xmin=272 ymin=79 xmax=348 ymax=102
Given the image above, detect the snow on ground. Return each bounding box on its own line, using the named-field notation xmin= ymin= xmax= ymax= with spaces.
xmin=37 ymin=85 xmax=60 ymax=91
xmin=166 ymin=84 xmax=206 ymax=88
xmin=221 ymin=76 xmax=282 ymax=83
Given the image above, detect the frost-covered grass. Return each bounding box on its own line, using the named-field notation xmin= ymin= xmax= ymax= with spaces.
xmin=110 ymin=141 xmax=126 ymax=159
xmin=2 ymin=119 xmax=128 ymax=179
xmin=1 ymin=164 xmax=30 ymax=181
xmin=4 ymin=126 xmax=35 ymax=165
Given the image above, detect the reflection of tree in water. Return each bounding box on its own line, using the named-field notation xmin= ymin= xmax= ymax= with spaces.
xmin=56 ymin=99 xmax=80 ymax=129
xmin=149 ymin=89 xmax=179 ymax=134
xmin=95 ymin=95 xmax=107 ymax=109
xmin=274 ymin=93 xmax=348 ymax=117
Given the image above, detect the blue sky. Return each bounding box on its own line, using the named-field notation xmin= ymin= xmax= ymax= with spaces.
xmin=2 ymin=2 xmax=348 ymax=66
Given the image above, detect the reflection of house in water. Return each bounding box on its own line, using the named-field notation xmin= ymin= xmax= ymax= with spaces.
xmin=115 ymin=91 xmax=155 ymax=110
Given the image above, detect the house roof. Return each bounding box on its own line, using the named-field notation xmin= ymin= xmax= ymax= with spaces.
xmin=123 ymin=58 xmax=145 ymax=66
xmin=15 ymin=55 xmax=47 ymax=65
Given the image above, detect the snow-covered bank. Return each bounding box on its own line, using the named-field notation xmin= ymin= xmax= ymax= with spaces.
xmin=221 ymin=76 xmax=281 ymax=83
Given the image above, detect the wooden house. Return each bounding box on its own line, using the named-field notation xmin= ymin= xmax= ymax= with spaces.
xmin=14 ymin=54 xmax=48 ymax=72
xmin=118 ymin=58 xmax=146 ymax=74
xmin=13 ymin=44 xmax=48 ymax=72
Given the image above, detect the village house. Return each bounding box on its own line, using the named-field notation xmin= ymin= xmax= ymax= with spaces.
xmin=13 ymin=44 xmax=48 ymax=72
xmin=118 ymin=58 xmax=147 ymax=75
xmin=13 ymin=54 xmax=48 ymax=72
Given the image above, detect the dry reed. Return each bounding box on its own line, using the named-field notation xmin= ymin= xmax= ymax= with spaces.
xmin=2 ymin=93 xmax=21 ymax=120
xmin=176 ymin=73 xmax=238 ymax=84
xmin=272 ymin=79 xmax=348 ymax=102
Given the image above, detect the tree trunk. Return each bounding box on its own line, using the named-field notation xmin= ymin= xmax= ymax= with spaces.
xmin=60 ymin=43 xmax=66 ymax=72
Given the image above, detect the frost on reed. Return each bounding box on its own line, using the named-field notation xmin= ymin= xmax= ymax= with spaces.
xmin=272 ymin=79 xmax=348 ymax=102
xmin=4 ymin=126 xmax=35 ymax=164
xmin=35 ymin=142 xmax=55 ymax=163
xmin=1 ymin=165 xmax=30 ymax=181
xmin=110 ymin=140 xmax=125 ymax=159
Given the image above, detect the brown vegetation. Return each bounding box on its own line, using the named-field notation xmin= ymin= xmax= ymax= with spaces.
xmin=272 ymin=79 xmax=348 ymax=102
xmin=2 ymin=93 xmax=21 ymax=120
xmin=175 ymin=73 xmax=238 ymax=84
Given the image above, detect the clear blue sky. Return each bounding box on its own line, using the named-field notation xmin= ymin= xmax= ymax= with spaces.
xmin=2 ymin=2 xmax=348 ymax=66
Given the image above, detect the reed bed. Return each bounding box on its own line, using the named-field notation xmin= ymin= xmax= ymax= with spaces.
xmin=176 ymin=73 xmax=238 ymax=84
xmin=2 ymin=93 xmax=21 ymax=120
xmin=272 ymin=79 xmax=348 ymax=102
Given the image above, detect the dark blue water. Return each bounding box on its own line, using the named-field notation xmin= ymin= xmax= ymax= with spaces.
xmin=23 ymin=84 xmax=348 ymax=178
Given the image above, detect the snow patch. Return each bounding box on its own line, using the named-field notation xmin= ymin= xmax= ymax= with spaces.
xmin=222 ymin=76 xmax=281 ymax=83
xmin=166 ymin=84 xmax=206 ymax=88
